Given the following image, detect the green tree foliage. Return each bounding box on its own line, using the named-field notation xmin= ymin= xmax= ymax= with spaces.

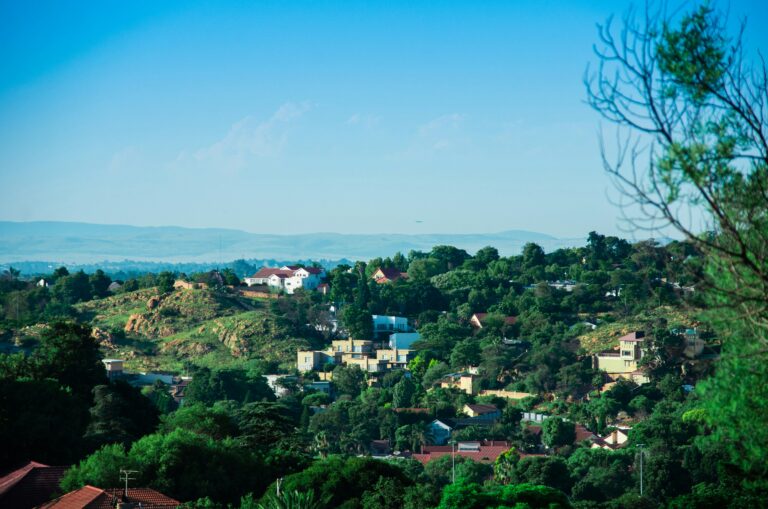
xmin=260 ymin=456 xmax=412 ymax=509
xmin=391 ymin=375 xmax=415 ymax=408
xmin=85 ymin=380 xmax=160 ymax=448
xmin=437 ymin=481 xmax=571 ymax=509
xmin=32 ymin=321 xmax=107 ymax=399
xmin=541 ymin=416 xmax=575 ymax=448
xmin=340 ymin=304 xmax=373 ymax=340
xmin=184 ymin=367 xmax=274 ymax=406
xmin=0 ymin=378 xmax=90 ymax=468
xmin=588 ymin=0 xmax=768 ymax=489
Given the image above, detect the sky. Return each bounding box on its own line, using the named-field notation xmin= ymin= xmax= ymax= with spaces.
xmin=1 ymin=0 xmax=765 ymax=238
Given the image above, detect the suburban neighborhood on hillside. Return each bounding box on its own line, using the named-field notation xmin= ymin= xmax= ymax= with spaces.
xmin=2 ymin=0 xmax=767 ymax=507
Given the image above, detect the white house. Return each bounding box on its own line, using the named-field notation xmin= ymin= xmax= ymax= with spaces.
xmin=247 ymin=265 xmax=326 ymax=294
xmin=372 ymin=315 xmax=410 ymax=337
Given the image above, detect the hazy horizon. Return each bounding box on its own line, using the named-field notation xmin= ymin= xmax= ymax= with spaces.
xmin=3 ymin=1 xmax=764 ymax=238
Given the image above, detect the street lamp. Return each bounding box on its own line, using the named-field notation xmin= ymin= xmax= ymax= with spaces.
xmin=636 ymin=443 xmax=645 ymax=496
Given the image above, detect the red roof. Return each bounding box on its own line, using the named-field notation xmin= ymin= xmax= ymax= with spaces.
xmin=372 ymin=267 xmax=406 ymax=282
xmin=0 ymin=461 xmax=67 ymax=509
xmin=250 ymin=267 xmax=285 ymax=278
xmin=39 ymin=486 xmax=180 ymax=509
xmin=303 ymin=267 xmax=323 ymax=274
xmin=574 ymin=424 xmax=596 ymax=443
xmin=619 ymin=331 xmax=645 ymax=342
xmin=471 ymin=313 xmax=517 ymax=326
xmin=413 ymin=441 xmax=511 ymax=465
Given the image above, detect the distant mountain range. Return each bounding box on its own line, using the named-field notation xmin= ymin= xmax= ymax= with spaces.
xmin=0 ymin=221 xmax=586 ymax=264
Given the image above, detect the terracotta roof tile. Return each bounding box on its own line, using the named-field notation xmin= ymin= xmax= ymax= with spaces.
xmin=0 ymin=461 xmax=67 ymax=509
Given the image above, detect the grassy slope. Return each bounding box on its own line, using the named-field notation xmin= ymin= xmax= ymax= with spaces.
xmin=75 ymin=288 xmax=307 ymax=373
xmin=577 ymin=305 xmax=699 ymax=353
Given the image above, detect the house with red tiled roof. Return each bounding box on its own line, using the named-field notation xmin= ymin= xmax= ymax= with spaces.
xmin=412 ymin=440 xmax=511 ymax=465
xmin=469 ymin=313 xmax=517 ymax=329
xmin=371 ymin=267 xmax=407 ymax=284
xmin=0 ymin=461 xmax=67 ymax=509
xmin=245 ymin=266 xmax=326 ymax=294
xmin=38 ymin=485 xmax=180 ymax=509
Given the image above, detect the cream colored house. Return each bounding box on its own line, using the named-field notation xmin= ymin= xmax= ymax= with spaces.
xmin=591 ymin=428 xmax=630 ymax=450
xmin=593 ymin=331 xmax=649 ymax=383
xmin=439 ymin=373 xmax=477 ymax=395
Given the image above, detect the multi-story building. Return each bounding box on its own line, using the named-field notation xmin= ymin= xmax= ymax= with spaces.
xmin=593 ymin=331 xmax=649 ymax=384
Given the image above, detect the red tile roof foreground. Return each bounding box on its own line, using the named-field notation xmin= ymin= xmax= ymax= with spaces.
xmin=412 ymin=441 xmax=511 ymax=465
xmin=38 ymin=486 xmax=180 ymax=509
xmin=0 ymin=461 xmax=67 ymax=509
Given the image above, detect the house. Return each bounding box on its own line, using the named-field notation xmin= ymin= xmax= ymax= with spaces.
xmin=38 ymin=485 xmax=180 ymax=509
xmin=388 ymin=332 xmax=421 ymax=350
xmin=463 ymin=404 xmax=501 ymax=421
xmin=170 ymin=378 xmax=190 ymax=405
xmin=245 ymin=266 xmax=326 ymax=294
xmin=264 ymin=374 xmax=298 ymax=398
xmin=469 ymin=313 xmax=517 ymax=329
xmin=0 ymin=461 xmax=67 ymax=509
xmin=593 ymin=331 xmax=649 ymax=384
xmin=101 ymin=359 xmax=124 ymax=380
xmin=306 ymin=381 xmax=332 ymax=395
xmin=371 ymin=267 xmax=407 ymax=284
xmin=428 ymin=419 xmax=454 ymax=445
xmin=478 ymin=389 xmax=534 ymax=400
xmin=297 ymin=350 xmax=336 ymax=372
xmin=372 ymin=315 xmax=411 ymax=337
xmin=591 ymin=428 xmax=630 ymax=450
xmin=375 ymin=347 xmax=414 ymax=369
xmin=681 ymin=328 xmax=705 ymax=358
xmin=36 ymin=279 xmax=50 ymax=288
xmin=439 ymin=373 xmax=477 ymax=395
xmin=412 ymin=440 xmax=511 ymax=465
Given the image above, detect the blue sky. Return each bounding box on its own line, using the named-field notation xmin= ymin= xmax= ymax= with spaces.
xmin=1 ymin=0 xmax=765 ymax=237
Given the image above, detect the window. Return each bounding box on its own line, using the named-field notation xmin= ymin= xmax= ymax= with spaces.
xmin=621 ymin=350 xmax=631 ymax=356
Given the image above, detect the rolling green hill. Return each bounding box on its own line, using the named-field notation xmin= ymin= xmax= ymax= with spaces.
xmin=74 ymin=288 xmax=309 ymax=373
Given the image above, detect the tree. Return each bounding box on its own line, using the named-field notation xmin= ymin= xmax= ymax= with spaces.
xmin=341 ymin=304 xmax=373 ymax=340
xmin=541 ymin=417 xmax=575 ymax=448
xmin=85 ymin=381 xmax=159 ymax=448
xmin=157 ymin=271 xmax=176 ymax=293
xmin=332 ymin=365 xmax=365 ymax=398
xmin=586 ymin=2 xmax=768 ymax=477
xmin=32 ymin=321 xmax=106 ymax=399
xmin=392 ymin=376 xmax=415 ymax=408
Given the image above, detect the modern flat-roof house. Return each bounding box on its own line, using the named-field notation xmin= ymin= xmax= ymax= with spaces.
xmin=372 ymin=315 xmax=411 ymax=338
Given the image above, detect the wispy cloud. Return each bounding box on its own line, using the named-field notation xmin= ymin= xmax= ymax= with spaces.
xmin=345 ymin=113 xmax=380 ymax=129
xmin=172 ymin=102 xmax=311 ymax=172
xmin=417 ymin=113 xmax=464 ymax=151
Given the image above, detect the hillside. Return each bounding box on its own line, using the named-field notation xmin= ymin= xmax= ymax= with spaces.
xmin=577 ymin=306 xmax=700 ymax=354
xmin=74 ymin=288 xmax=308 ymax=372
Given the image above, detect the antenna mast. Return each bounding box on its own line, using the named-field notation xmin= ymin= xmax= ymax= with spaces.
xmin=119 ymin=469 xmax=138 ymax=498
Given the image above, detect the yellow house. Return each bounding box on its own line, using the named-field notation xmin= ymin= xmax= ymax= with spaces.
xmin=440 ymin=373 xmax=477 ymax=395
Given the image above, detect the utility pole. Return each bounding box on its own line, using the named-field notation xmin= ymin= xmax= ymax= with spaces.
xmin=451 ymin=440 xmax=456 ymax=484
xmin=637 ymin=444 xmax=645 ymax=496
xmin=119 ymin=469 xmax=137 ymax=499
